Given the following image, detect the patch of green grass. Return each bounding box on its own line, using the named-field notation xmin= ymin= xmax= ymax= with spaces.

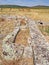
xmin=39 ymin=26 xmax=49 ymax=35
xmin=45 ymin=27 xmax=49 ymax=35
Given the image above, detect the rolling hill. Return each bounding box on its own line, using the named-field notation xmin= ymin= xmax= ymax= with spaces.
xmin=0 ymin=5 xmax=49 ymax=9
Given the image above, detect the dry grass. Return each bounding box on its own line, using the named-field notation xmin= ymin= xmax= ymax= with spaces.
xmin=20 ymin=18 xmax=27 ymax=26
xmin=15 ymin=28 xmax=30 ymax=46
xmin=38 ymin=25 xmax=49 ymax=35
xmin=0 ymin=8 xmax=49 ymax=65
xmin=19 ymin=58 xmax=34 ymax=65
xmin=38 ymin=25 xmax=49 ymax=42
xmin=0 ymin=57 xmax=34 ymax=65
xmin=45 ymin=36 xmax=49 ymax=42
xmin=0 ymin=18 xmax=17 ymax=39
xmin=0 ymin=8 xmax=49 ymax=22
xmin=0 ymin=8 xmax=49 ymax=41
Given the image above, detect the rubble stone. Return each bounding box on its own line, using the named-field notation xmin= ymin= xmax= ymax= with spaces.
xmin=0 ymin=15 xmax=49 ymax=65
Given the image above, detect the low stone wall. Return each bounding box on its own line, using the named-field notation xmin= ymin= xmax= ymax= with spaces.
xmin=1 ymin=16 xmax=49 ymax=65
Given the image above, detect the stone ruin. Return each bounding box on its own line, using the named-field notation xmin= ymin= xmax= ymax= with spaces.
xmin=0 ymin=15 xmax=49 ymax=65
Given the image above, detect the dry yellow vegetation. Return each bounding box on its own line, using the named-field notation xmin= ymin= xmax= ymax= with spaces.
xmin=15 ymin=28 xmax=30 ymax=46
xmin=0 ymin=8 xmax=49 ymax=22
xmin=0 ymin=8 xmax=49 ymax=42
xmin=38 ymin=25 xmax=49 ymax=42
xmin=0 ymin=8 xmax=49 ymax=65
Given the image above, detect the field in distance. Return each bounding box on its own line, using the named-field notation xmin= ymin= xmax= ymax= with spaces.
xmin=0 ymin=5 xmax=49 ymax=42
xmin=0 ymin=5 xmax=49 ymax=22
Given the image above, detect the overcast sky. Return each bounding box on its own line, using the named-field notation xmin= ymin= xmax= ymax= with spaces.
xmin=0 ymin=0 xmax=49 ymax=6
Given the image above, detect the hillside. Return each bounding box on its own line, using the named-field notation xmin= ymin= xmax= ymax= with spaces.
xmin=32 ymin=5 xmax=49 ymax=9
xmin=0 ymin=5 xmax=49 ymax=9
xmin=0 ymin=5 xmax=29 ymax=8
